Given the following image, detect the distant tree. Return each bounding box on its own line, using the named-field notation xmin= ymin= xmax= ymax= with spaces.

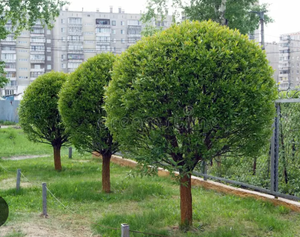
xmin=19 ymin=72 xmax=69 ymax=171
xmin=142 ymin=0 xmax=273 ymax=35
xmin=105 ymin=21 xmax=277 ymax=227
xmin=0 ymin=0 xmax=66 ymax=89
xmin=58 ymin=53 xmax=118 ymax=193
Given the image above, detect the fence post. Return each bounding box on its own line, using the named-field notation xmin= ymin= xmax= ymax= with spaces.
xmin=202 ymin=161 xmax=207 ymax=181
xmin=69 ymin=147 xmax=72 ymax=159
xmin=270 ymin=103 xmax=280 ymax=197
xmin=121 ymin=223 xmax=129 ymax=237
xmin=42 ymin=182 xmax=48 ymax=217
xmin=16 ymin=169 xmax=21 ymax=192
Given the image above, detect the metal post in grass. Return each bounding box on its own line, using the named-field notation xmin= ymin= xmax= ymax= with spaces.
xmin=16 ymin=169 xmax=21 ymax=192
xmin=69 ymin=147 xmax=72 ymax=159
xmin=202 ymin=161 xmax=207 ymax=181
xmin=270 ymin=103 xmax=280 ymax=197
xmin=121 ymin=223 xmax=130 ymax=237
xmin=42 ymin=182 xmax=48 ymax=217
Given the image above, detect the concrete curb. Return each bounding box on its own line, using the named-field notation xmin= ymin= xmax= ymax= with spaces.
xmin=102 ymin=154 xmax=300 ymax=212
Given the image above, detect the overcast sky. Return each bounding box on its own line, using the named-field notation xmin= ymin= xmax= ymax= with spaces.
xmin=67 ymin=0 xmax=299 ymax=42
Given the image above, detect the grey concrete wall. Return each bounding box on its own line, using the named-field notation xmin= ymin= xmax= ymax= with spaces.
xmin=0 ymin=100 xmax=20 ymax=123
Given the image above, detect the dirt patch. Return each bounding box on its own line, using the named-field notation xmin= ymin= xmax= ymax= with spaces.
xmin=0 ymin=178 xmax=31 ymax=190
xmin=0 ymin=215 xmax=99 ymax=237
xmin=1 ymin=155 xmax=50 ymax=160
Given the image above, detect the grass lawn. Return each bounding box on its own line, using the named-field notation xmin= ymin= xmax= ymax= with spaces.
xmin=0 ymin=128 xmax=77 ymax=158
xmin=1 ymin=154 xmax=300 ymax=237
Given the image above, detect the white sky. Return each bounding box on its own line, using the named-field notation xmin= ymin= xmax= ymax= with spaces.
xmin=67 ymin=0 xmax=300 ymax=42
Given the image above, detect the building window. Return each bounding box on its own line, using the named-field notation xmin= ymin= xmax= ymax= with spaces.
xmin=47 ymin=56 xmax=51 ymax=61
xmin=112 ymin=29 xmax=116 ymax=34
xmin=47 ymin=39 xmax=51 ymax=43
xmin=61 ymin=28 xmax=65 ymax=33
xmin=121 ymin=38 xmax=125 ymax=44
xmin=69 ymin=18 xmax=82 ymax=24
xmin=62 ymin=63 xmax=66 ymax=69
xmin=47 ymin=47 xmax=51 ymax=52
xmin=95 ymin=28 xmax=111 ymax=33
xmin=96 ymin=19 xmax=110 ymax=25
xmin=61 ymin=19 xmax=65 ymax=24
xmin=5 ymin=90 xmax=14 ymax=96
xmin=47 ymin=65 xmax=52 ymax=70
xmin=47 ymin=30 xmax=51 ymax=34
xmin=121 ymin=30 xmax=125 ymax=34
xmin=112 ymin=20 xmax=116 ymax=26
xmin=121 ymin=21 xmax=125 ymax=26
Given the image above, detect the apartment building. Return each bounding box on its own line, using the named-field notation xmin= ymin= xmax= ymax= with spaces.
xmin=278 ymin=32 xmax=300 ymax=90
xmin=265 ymin=42 xmax=279 ymax=84
xmin=0 ymin=7 xmax=172 ymax=99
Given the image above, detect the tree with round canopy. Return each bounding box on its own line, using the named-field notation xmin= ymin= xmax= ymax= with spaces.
xmin=104 ymin=21 xmax=277 ymax=227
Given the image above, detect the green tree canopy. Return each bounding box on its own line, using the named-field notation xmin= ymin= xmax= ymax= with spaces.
xmin=58 ymin=53 xmax=118 ymax=193
xmin=0 ymin=0 xmax=66 ymax=89
xmin=105 ymin=20 xmax=277 ymax=227
xmin=19 ymin=71 xmax=69 ymax=171
xmin=142 ymin=0 xmax=273 ymax=35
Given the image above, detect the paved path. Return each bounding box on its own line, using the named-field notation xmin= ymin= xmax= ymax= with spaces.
xmin=1 ymin=155 xmax=50 ymax=160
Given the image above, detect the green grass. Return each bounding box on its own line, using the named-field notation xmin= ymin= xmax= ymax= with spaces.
xmin=1 ymin=155 xmax=300 ymax=237
xmin=0 ymin=128 xmax=79 ymax=157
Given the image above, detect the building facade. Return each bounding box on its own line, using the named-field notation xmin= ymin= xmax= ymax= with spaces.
xmin=265 ymin=42 xmax=279 ymax=85
xmin=278 ymin=32 xmax=300 ymax=90
xmin=0 ymin=7 xmax=172 ymax=99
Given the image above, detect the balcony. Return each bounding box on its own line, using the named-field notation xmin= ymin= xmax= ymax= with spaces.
xmin=30 ymin=59 xmax=45 ymax=63
xmin=30 ymin=50 xmax=45 ymax=55
xmin=96 ymin=41 xmax=110 ymax=46
xmin=4 ymin=68 xmax=16 ymax=72
xmin=30 ymin=68 xmax=45 ymax=72
xmin=1 ymin=49 xmax=16 ymax=54
xmin=4 ymin=85 xmax=17 ymax=90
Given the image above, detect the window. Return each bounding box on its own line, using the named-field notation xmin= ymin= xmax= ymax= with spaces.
xmin=96 ymin=36 xmax=110 ymax=42
xmin=112 ymin=29 xmax=116 ymax=34
xmin=61 ymin=27 xmax=65 ymax=33
xmin=127 ymin=20 xmax=141 ymax=26
xmin=47 ymin=65 xmax=52 ymax=70
xmin=31 ymin=37 xmax=45 ymax=43
xmin=69 ymin=18 xmax=82 ymax=24
xmin=83 ymin=31 xmax=94 ymax=35
xmin=1 ymin=54 xmax=16 ymax=61
xmin=47 ymin=39 xmax=51 ymax=43
xmin=68 ymin=62 xmax=81 ymax=69
xmin=47 ymin=30 xmax=51 ymax=35
xmin=10 ymin=80 xmax=17 ymax=86
xmin=121 ymin=30 xmax=125 ymax=34
xmin=47 ymin=47 xmax=51 ymax=52
xmin=67 ymin=36 xmax=82 ymax=42
xmin=2 ymin=46 xmax=16 ymax=51
xmin=5 ymin=72 xmax=16 ymax=78
xmin=69 ymin=27 xmax=82 ymax=33
xmin=68 ymin=45 xmax=83 ymax=51
xmin=96 ymin=19 xmax=110 ymax=25
xmin=96 ymin=45 xmax=110 ymax=51
xmin=113 ymin=38 xmax=116 ymax=43
xmin=5 ymin=90 xmax=14 ymax=96
xmin=121 ymin=38 xmax=125 ymax=44
xmin=121 ymin=21 xmax=125 ymax=26
xmin=61 ymin=19 xmax=65 ymax=24
xmin=112 ymin=20 xmax=116 ymax=26
xmin=19 ymin=58 xmax=28 ymax=62
xmin=4 ymin=63 xmax=16 ymax=69
xmin=31 ymin=28 xmax=44 ymax=34
xmin=62 ymin=63 xmax=66 ymax=69
xmin=128 ymin=27 xmax=142 ymax=35
xmin=19 ymin=68 xmax=27 ymax=71
xmin=47 ymin=56 xmax=51 ymax=61
xmin=30 ymin=45 xmax=45 ymax=51
xmin=18 ymin=41 xmax=27 ymax=44
xmin=96 ymin=28 xmax=111 ymax=33
xmin=31 ymin=64 xmax=44 ymax=69
xmin=30 ymin=54 xmax=45 ymax=61
xmin=30 ymin=72 xmax=43 ymax=78
xmin=68 ymin=54 xmax=84 ymax=60
xmin=61 ymin=37 xmax=66 ymax=42
xmin=61 ymin=55 xmax=65 ymax=60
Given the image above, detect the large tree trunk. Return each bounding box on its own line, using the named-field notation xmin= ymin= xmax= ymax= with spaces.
xmin=53 ymin=145 xmax=62 ymax=171
xmin=180 ymin=174 xmax=192 ymax=227
xmin=102 ymin=153 xmax=111 ymax=193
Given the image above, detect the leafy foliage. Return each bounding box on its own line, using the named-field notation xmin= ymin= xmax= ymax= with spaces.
xmin=142 ymin=0 xmax=273 ymax=35
xmin=58 ymin=53 xmax=118 ymax=155
xmin=105 ymin=20 xmax=277 ymax=175
xmin=19 ymin=71 xmax=69 ymax=149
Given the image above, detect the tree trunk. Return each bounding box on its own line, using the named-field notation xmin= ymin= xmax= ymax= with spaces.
xmin=102 ymin=153 xmax=111 ymax=193
xmin=180 ymin=174 xmax=192 ymax=227
xmin=53 ymin=145 xmax=62 ymax=171
xmin=253 ymin=157 xmax=257 ymax=175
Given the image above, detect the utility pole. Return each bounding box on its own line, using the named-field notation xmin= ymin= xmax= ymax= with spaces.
xmin=249 ymin=11 xmax=266 ymax=50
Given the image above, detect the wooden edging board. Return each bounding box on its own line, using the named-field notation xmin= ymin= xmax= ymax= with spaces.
xmin=93 ymin=153 xmax=300 ymax=212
